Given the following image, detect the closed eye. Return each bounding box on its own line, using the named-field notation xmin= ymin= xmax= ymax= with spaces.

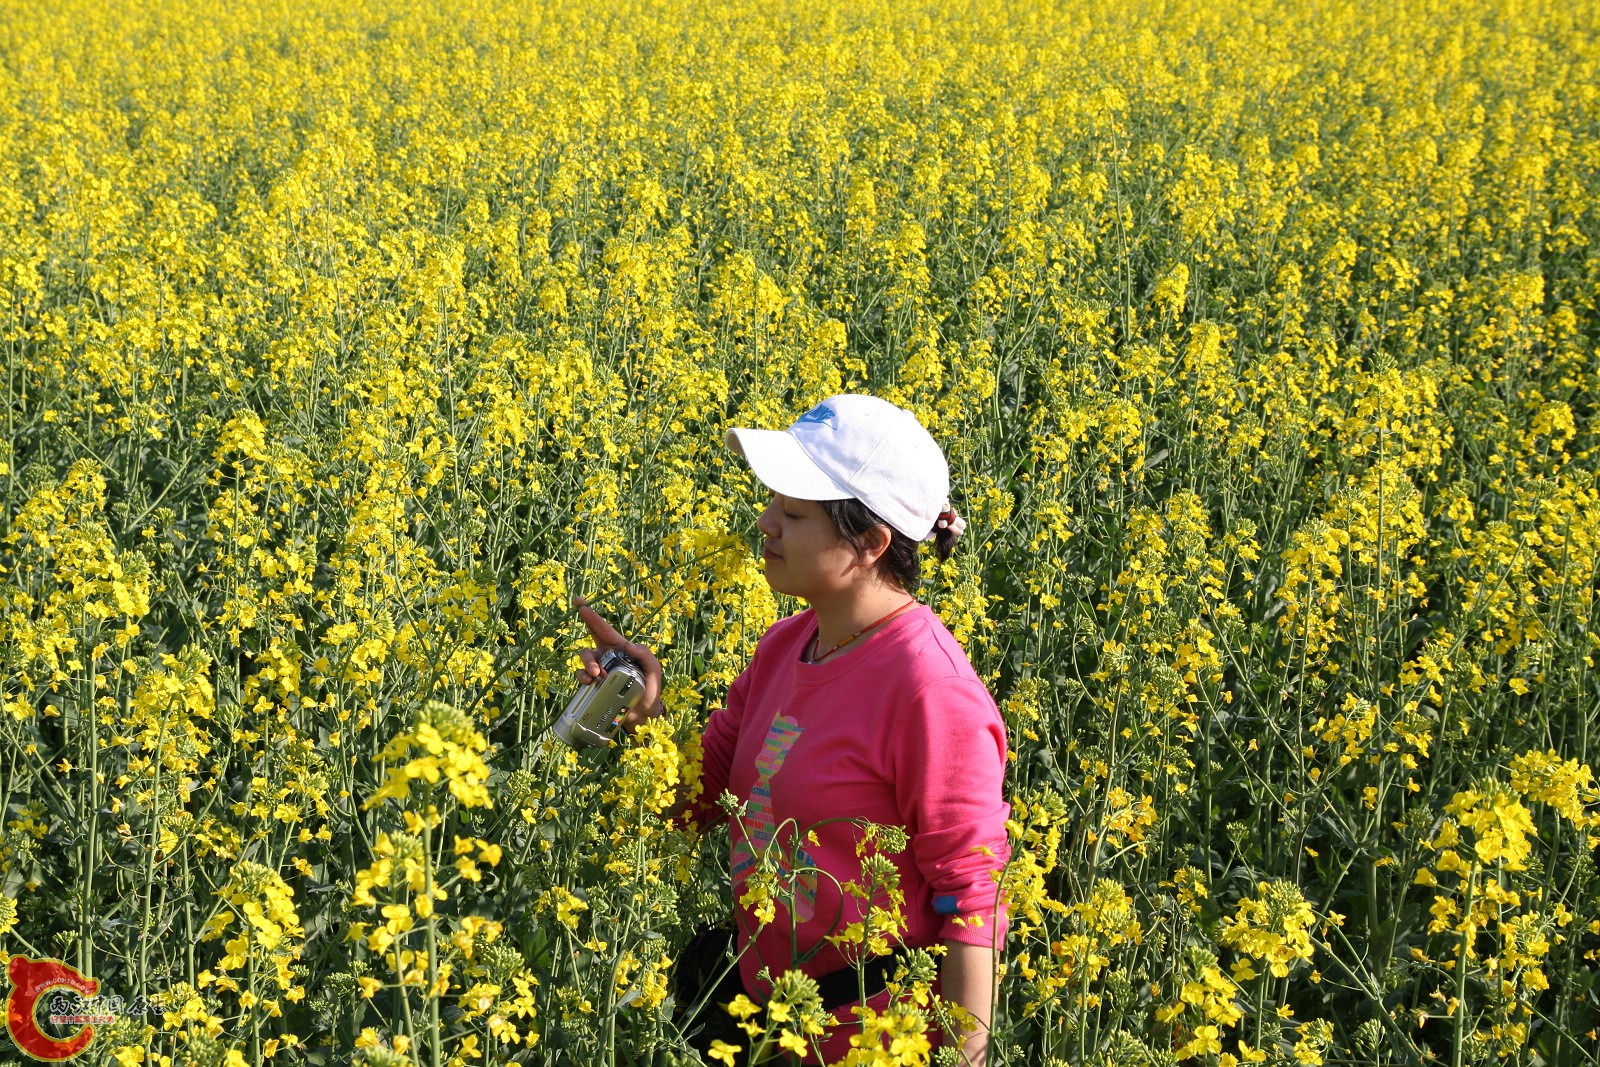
xmin=770 ymin=492 xmax=802 ymax=520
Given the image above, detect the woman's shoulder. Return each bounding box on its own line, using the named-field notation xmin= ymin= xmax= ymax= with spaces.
xmin=884 ymin=608 xmax=1006 ymax=752
xmin=892 ymin=605 xmax=993 ymax=695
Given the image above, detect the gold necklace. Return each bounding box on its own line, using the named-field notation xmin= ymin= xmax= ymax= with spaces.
xmin=805 ymin=600 xmax=918 ymax=664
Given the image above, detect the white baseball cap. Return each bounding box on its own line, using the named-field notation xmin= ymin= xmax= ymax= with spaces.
xmin=725 ymin=394 xmax=953 ymax=541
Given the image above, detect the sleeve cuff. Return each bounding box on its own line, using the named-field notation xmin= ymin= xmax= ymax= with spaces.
xmin=940 ymin=907 xmax=1008 ymax=947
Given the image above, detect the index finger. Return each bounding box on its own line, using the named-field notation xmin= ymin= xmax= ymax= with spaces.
xmin=574 ymin=597 xmax=627 ymax=649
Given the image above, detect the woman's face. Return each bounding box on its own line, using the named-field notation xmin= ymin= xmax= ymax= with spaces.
xmin=755 ymin=492 xmax=866 ymax=602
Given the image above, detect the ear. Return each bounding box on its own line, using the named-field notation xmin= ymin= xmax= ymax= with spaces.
xmin=851 ymin=523 xmax=893 ymax=570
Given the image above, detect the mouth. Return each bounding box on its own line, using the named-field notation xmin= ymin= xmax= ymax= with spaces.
xmin=761 ymin=545 xmax=782 ymax=561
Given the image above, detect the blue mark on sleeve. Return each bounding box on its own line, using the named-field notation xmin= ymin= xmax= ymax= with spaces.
xmin=933 ymin=894 xmax=960 ymax=915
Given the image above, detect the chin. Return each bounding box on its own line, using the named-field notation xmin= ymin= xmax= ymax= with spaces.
xmin=759 ymin=569 xmax=788 ymax=597
xmin=760 ymin=565 xmax=800 ymax=600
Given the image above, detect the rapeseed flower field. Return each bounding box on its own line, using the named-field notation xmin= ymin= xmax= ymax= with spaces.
xmin=1 ymin=0 xmax=1597 ymax=1063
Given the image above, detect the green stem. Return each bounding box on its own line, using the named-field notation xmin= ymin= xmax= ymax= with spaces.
xmin=1452 ymin=872 xmax=1475 ymax=1067
xmin=423 ymin=819 xmax=442 ymax=1067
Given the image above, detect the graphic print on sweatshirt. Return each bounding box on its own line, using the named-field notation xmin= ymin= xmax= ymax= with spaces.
xmin=730 ymin=714 xmax=818 ymax=923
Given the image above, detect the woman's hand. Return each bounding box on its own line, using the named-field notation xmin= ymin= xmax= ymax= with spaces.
xmin=574 ymin=598 xmax=665 ymax=729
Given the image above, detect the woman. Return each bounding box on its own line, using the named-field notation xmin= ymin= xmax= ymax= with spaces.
xmin=575 ymin=395 xmax=1009 ymax=1064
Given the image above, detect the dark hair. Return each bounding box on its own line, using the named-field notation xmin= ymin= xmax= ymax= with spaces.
xmin=821 ymin=498 xmax=958 ymax=591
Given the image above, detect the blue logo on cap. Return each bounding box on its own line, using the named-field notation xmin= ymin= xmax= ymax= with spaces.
xmin=796 ymin=403 xmax=836 ymax=427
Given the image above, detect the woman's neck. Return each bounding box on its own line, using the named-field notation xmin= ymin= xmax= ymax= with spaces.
xmin=808 ymin=584 xmax=917 ymax=661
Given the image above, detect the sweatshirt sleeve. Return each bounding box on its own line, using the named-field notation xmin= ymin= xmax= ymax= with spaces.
xmin=890 ymin=675 xmax=1011 ymax=947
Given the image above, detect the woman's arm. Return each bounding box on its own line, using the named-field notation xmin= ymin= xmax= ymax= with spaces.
xmin=941 ymin=939 xmax=994 ymax=1066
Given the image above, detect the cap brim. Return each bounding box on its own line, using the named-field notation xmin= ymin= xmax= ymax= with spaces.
xmin=725 ymin=427 xmax=853 ymax=500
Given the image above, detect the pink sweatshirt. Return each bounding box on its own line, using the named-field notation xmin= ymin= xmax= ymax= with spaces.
xmin=692 ymin=604 xmax=1010 ymax=1050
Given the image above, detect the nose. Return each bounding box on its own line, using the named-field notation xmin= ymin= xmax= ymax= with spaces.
xmin=757 ymin=495 xmax=781 ymax=539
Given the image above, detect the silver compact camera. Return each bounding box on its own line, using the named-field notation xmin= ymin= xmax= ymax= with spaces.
xmin=554 ymin=648 xmax=647 ymax=748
